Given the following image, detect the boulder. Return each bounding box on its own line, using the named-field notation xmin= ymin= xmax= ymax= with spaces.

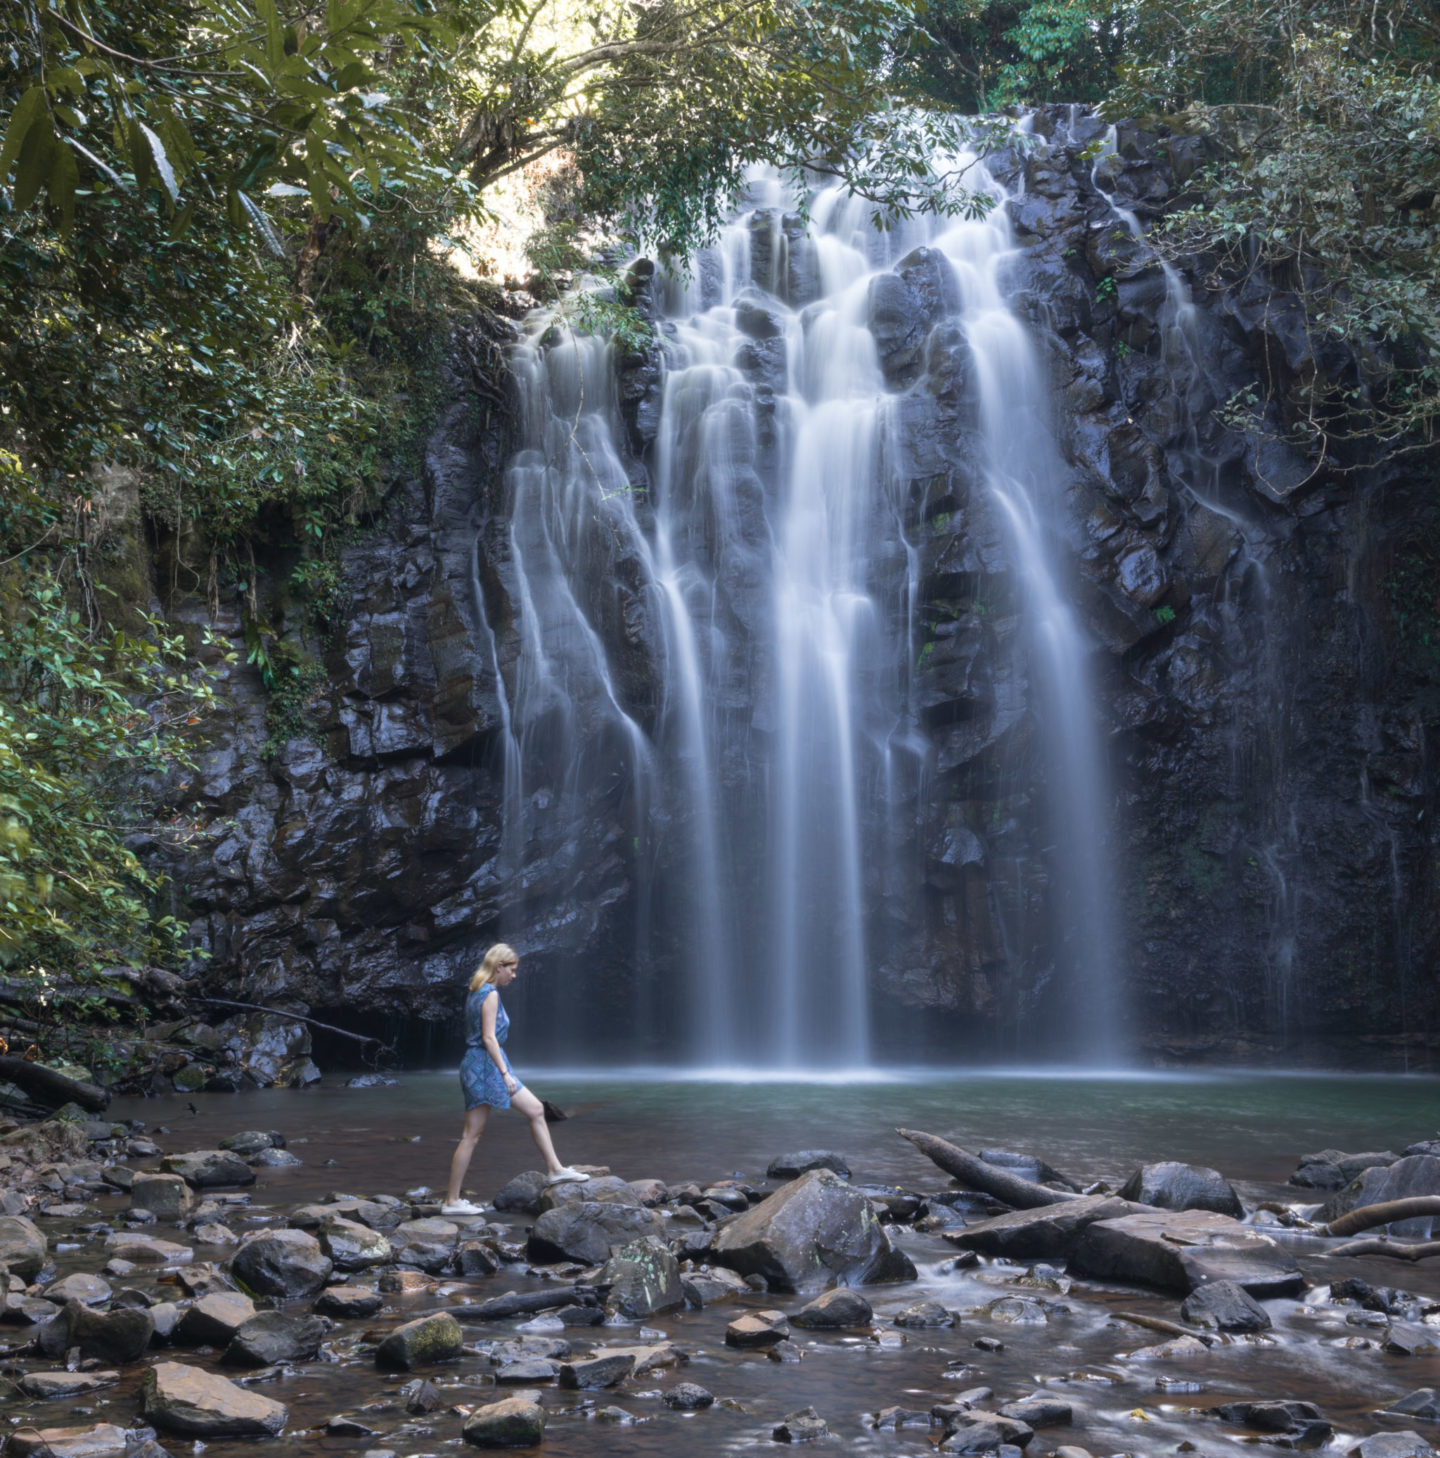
xmin=16 ymin=1371 xmax=121 ymax=1399
xmin=527 ymin=1201 xmax=666 ymax=1265
xmin=42 ymin=1273 xmax=112 ymax=1306
xmin=662 ymin=1382 xmax=714 ymax=1410
xmin=173 ymin=1291 xmax=257 ymax=1346
xmin=315 ymin=1285 xmax=384 ymax=1318
xmin=767 ymin=1151 xmax=851 ymax=1180
xmin=945 ymin=1196 xmax=1142 ymax=1260
xmin=102 ymin=1235 xmax=193 ymax=1265
xmin=895 ymin=1300 xmax=954 ymax=1328
xmin=1068 ymin=1209 xmax=1303 ymax=1295
xmin=939 ymin=1412 xmax=1035 ymax=1452
xmin=710 ymin=1169 xmax=916 ymax=1292
xmin=6 ymin=1425 xmax=129 ymax=1458
xmin=1385 ymin=1390 xmax=1440 ymax=1421
xmin=999 ymin=1397 xmax=1072 ymax=1428
xmin=37 ymin=1300 xmax=154 ymax=1362
xmin=1213 ymin=1400 xmax=1331 ymax=1445
xmin=559 ymin=1353 xmax=635 ymax=1389
xmin=225 ymin=1311 xmax=331 ymax=1366
xmin=161 ymin=1150 xmax=256 ymax=1188
xmin=1290 ymin=1149 xmax=1397 ymax=1190
xmin=462 ymin=1397 xmax=545 ymax=1448
xmin=725 ymin=1309 xmax=791 ymax=1347
xmin=1349 ymin=1437 xmax=1438 ymax=1458
xmin=218 ymin=1130 xmax=286 ymax=1156
xmin=1323 ymin=1156 xmax=1440 ymax=1237
xmin=231 ymin=1228 xmax=333 ymax=1298
xmin=682 ymin=1267 xmax=751 ymax=1308
xmin=492 ymin=1171 xmax=549 ymax=1216
xmin=374 ymin=1311 xmax=464 ymax=1370
xmin=131 ymin=1173 xmax=194 ymax=1219
xmin=978 ymin=1149 xmax=1079 ymax=1190
xmin=791 ymin=1287 xmax=874 ymax=1329
xmin=773 ymin=1405 xmax=829 ymax=1443
xmin=597 ymin=1235 xmax=683 ymax=1317
xmin=0 ymin=1214 xmax=47 ymax=1280
xmin=1385 ymin=1323 xmax=1440 ymax=1356
xmin=537 ymin=1174 xmax=640 ymax=1213
xmin=320 ymin=1217 xmax=393 ymax=1271
xmin=1180 ymin=1279 xmax=1271 ymax=1332
xmin=458 ymin=1239 xmax=501 ymax=1276
xmin=141 ymin=1360 xmax=288 ymax=1437
xmin=1117 ymin=1162 xmax=1244 ymax=1217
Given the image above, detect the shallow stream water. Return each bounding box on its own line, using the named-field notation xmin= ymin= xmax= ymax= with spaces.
xmin=11 ymin=1072 xmax=1440 ymax=1458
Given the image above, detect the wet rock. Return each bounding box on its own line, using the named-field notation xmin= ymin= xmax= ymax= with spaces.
xmin=1214 ymin=1399 xmax=1332 ymax=1445
xmin=7 ymin=1424 xmax=129 ymax=1458
xmin=791 ymin=1287 xmax=873 ymax=1329
xmin=16 ymin=1370 xmax=121 ymax=1398
xmin=1068 ymin=1208 xmax=1303 ymax=1295
xmin=193 ymin=1222 xmax=240 ymax=1246
xmin=559 ymin=1353 xmax=635 ymax=1389
xmin=230 ymin=1228 xmax=333 ymax=1298
xmin=218 ymin=1130 xmax=286 ymax=1156
xmin=626 ymin=1178 xmax=668 ymax=1207
xmin=320 ymin=1217 xmax=394 ymax=1271
xmin=986 ymin=1296 xmax=1049 ymax=1324
xmin=710 ymin=1168 xmax=916 ymax=1292
xmin=248 ymin=1147 xmax=303 ymax=1168
xmin=224 ymin=1311 xmax=330 ymax=1367
xmin=725 ymin=1309 xmax=791 ymax=1347
xmin=3 ymin=1293 xmax=60 ymax=1323
xmin=943 ymin=1196 xmax=1141 ymax=1260
xmin=767 ymin=1151 xmax=850 ymax=1180
xmin=999 ymin=1397 xmax=1072 ymax=1428
xmin=1349 ymin=1436 xmax=1438 ymax=1458
xmin=398 ymin=1377 xmax=444 ymax=1413
xmin=1117 ymin=1161 xmax=1244 ymax=1217
xmin=1385 ymin=1323 xmax=1440 ymax=1356
xmin=494 ymin=1358 xmax=559 ymax=1383
xmin=141 ymin=1360 xmax=288 ymax=1437
xmin=597 ymin=1235 xmax=683 ymax=1317
xmin=313 ymin=1284 xmax=383 ymax=1318
xmin=768 ymin=1338 xmax=803 ymax=1363
xmin=939 ymin=1411 xmax=1034 ymax=1452
xmin=42 ymin=1272 xmax=112 ymax=1306
xmin=894 ymin=1300 xmax=954 ymax=1328
xmin=173 ymin=1291 xmax=257 ymax=1346
xmin=492 ymin=1171 xmax=549 ymax=1216
xmin=0 ymin=1214 xmax=47 ymax=1279
xmin=1290 ymin=1149 xmax=1398 ymax=1190
xmin=527 ymin=1201 xmax=665 ymax=1265
xmin=659 ymin=1379 xmax=712 ymax=1410
xmin=1323 ymin=1156 xmax=1440 ymax=1237
xmin=37 ymin=1300 xmax=154 ymax=1362
xmin=872 ymin=1407 xmax=930 ymax=1430
xmin=131 ymin=1174 xmax=193 ymax=1219
xmin=773 ymin=1405 xmax=829 ymax=1442
xmin=978 ymin=1149 xmax=1079 ymax=1191
xmin=1180 ymin=1278 xmax=1272 ymax=1332
xmin=462 ymin=1397 xmax=545 ymax=1447
xmin=324 ymin=1415 xmax=377 ymax=1437
xmin=458 ymin=1240 xmax=501 ymax=1276
xmin=538 ymin=1175 xmax=642 ymax=1213
xmin=682 ymin=1267 xmax=751 ymax=1308
xmin=1385 ymin=1389 xmax=1440 ymax=1421
xmin=374 ymin=1311 xmax=464 ymax=1369
xmin=161 ymin=1150 xmax=256 ymax=1189
xmin=103 ymin=1235 xmax=193 ymax=1266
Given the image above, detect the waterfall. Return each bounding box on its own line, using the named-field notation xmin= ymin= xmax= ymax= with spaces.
xmin=489 ymin=149 xmax=1125 ymax=1068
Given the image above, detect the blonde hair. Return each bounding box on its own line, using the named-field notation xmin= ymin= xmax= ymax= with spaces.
xmin=469 ymin=943 xmax=517 ymax=992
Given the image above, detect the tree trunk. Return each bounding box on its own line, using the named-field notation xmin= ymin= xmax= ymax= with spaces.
xmin=1326 ymin=1196 xmax=1440 ymax=1238
xmin=896 ymin=1128 xmax=1072 ymax=1208
xmin=0 ymin=1056 xmax=110 ymax=1112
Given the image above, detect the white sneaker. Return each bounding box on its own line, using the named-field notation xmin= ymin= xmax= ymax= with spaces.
xmin=441 ymin=1199 xmax=485 ymax=1216
xmin=545 ymin=1167 xmax=590 ymax=1187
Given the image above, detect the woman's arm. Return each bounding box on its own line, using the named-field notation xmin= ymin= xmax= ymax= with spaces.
xmin=480 ymin=994 xmax=519 ymax=1092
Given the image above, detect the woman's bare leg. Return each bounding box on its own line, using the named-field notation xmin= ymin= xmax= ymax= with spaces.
xmin=446 ymin=1105 xmax=489 ymax=1203
xmin=511 ymin=1087 xmax=566 ymax=1173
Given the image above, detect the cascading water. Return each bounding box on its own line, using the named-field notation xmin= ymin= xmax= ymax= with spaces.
xmin=488 ymin=147 xmax=1125 ymax=1068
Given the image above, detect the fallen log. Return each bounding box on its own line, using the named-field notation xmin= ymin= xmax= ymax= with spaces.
xmin=1327 ymin=1237 xmax=1440 ymax=1262
xmin=896 ymin=1128 xmax=1071 ymax=1209
xmin=449 ymin=1286 xmax=596 ymax=1321
xmin=1111 ymin=1310 xmax=1215 ymax=1346
xmin=1325 ymin=1196 xmax=1440 ymax=1238
xmin=0 ymin=1055 xmax=110 ymax=1112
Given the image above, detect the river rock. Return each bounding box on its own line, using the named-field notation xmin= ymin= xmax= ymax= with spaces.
xmin=131 ymin=1173 xmax=194 ymax=1219
xmin=1290 ymin=1149 xmax=1398 ymax=1190
xmin=218 ymin=1130 xmax=286 ymax=1156
xmin=979 ymin=1149 xmax=1079 ymax=1190
xmin=662 ymin=1382 xmax=714 ymax=1410
xmin=314 ymin=1285 xmax=384 ymax=1318
xmin=103 ymin=1235 xmax=193 ymax=1265
xmin=1350 ymin=1437 xmax=1439 ymax=1458
xmin=767 ymin=1151 xmax=851 ymax=1179
xmin=173 ymin=1290 xmax=257 ymax=1346
xmin=1116 ymin=1161 xmax=1244 ymax=1217
xmin=1323 ymin=1156 xmax=1440 ymax=1236
xmin=6 ymin=1425 xmax=129 ymax=1458
xmin=231 ymin=1228 xmax=333 ymax=1297
xmin=42 ymin=1272 xmax=112 ymax=1306
xmin=725 ymin=1309 xmax=791 ymax=1347
xmin=224 ymin=1311 xmax=331 ymax=1366
xmin=946 ymin=1196 xmax=1141 ymax=1260
xmin=458 ymin=1240 xmax=501 ymax=1276
xmin=141 ymin=1360 xmax=288 ymax=1436
xmin=320 ymin=1217 xmax=393 ymax=1271
xmin=710 ymin=1168 xmax=916 ymax=1291
xmin=1180 ymin=1278 xmax=1272 ymax=1332
xmin=1000 ymin=1397 xmax=1072 ymax=1428
xmin=1385 ymin=1323 xmax=1440 ymax=1356
xmin=37 ymin=1300 xmax=154 ymax=1362
xmin=791 ymin=1287 xmax=874 ymax=1328
xmin=495 ymin=1357 xmax=559 ymax=1383
xmin=597 ymin=1235 xmax=683 ymax=1317
xmin=493 ymin=1171 xmax=549 ymax=1215
xmin=894 ymin=1300 xmax=954 ymax=1328
xmin=462 ymin=1397 xmax=545 ymax=1447
xmin=537 ymin=1174 xmax=640 ymax=1213
xmin=1386 ymin=1389 xmax=1440 ymax=1421
xmin=773 ymin=1405 xmax=829 ymax=1442
xmin=1214 ymin=1399 xmax=1331 ymax=1444
xmin=1069 ymin=1208 xmax=1303 ymax=1295
xmin=16 ymin=1370 xmax=121 ymax=1398
xmin=374 ymin=1311 xmax=464 ymax=1369
xmin=291 ymin=1198 xmax=399 ymax=1231
xmin=938 ymin=1410 xmax=1034 ymax=1452
xmin=0 ymin=1214 xmax=47 ymax=1279
xmin=559 ymin=1352 xmax=635 ymax=1389
xmin=682 ymin=1266 xmax=752 ymax=1308
xmin=249 ymin=1147 xmax=303 ymax=1167
xmin=162 ymin=1150 xmax=256 ymax=1188
xmin=527 ymin=1201 xmax=666 ymax=1265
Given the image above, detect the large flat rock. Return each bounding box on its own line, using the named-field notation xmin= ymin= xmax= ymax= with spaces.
xmin=945 ymin=1196 xmax=1146 ymax=1259
xmin=1068 ymin=1208 xmax=1303 ymax=1295
xmin=1322 ymin=1155 xmax=1440 ymax=1237
xmin=140 ymin=1360 xmax=288 ymax=1437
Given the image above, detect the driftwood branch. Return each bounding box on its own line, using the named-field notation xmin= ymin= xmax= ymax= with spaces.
xmin=0 ymin=1055 xmax=110 ymax=1112
xmin=896 ymin=1128 xmax=1071 ymax=1209
xmin=1326 ymin=1197 xmax=1440 ymax=1238
xmin=1328 ymin=1237 xmax=1440 ymax=1262
xmin=1111 ymin=1310 xmax=1215 ymax=1345
xmin=450 ymin=1286 xmax=596 ymax=1320
xmin=197 ymin=999 xmax=392 ymax=1051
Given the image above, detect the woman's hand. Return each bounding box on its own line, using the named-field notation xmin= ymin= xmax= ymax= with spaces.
xmin=503 ymin=1072 xmax=519 ymax=1094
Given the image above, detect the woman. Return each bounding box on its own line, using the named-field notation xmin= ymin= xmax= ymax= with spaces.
xmin=442 ymin=943 xmax=588 ymax=1216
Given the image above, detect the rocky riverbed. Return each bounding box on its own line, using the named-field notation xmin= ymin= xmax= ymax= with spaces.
xmin=4 ymin=1102 xmax=1440 ymax=1458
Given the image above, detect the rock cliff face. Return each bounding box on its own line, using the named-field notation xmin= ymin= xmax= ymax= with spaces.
xmin=173 ymin=109 xmax=1440 ymax=1067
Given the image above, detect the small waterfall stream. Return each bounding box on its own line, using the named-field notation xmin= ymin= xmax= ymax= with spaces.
xmin=487 ymin=151 xmax=1124 ymax=1067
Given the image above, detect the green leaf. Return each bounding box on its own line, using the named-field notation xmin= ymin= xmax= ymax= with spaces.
xmin=13 ymin=115 xmax=57 ymax=213
xmin=137 ymin=121 xmax=179 ymax=202
xmin=49 ymin=138 xmax=79 ymax=235
xmin=0 ymin=87 xmax=48 ymax=185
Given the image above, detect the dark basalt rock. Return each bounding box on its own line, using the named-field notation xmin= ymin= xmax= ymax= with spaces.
xmin=1117 ymin=1161 xmax=1244 ymax=1217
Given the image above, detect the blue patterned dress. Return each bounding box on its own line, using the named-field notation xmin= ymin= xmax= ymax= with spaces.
xmin=460 ymin=985 xmax=523 ymax=1110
